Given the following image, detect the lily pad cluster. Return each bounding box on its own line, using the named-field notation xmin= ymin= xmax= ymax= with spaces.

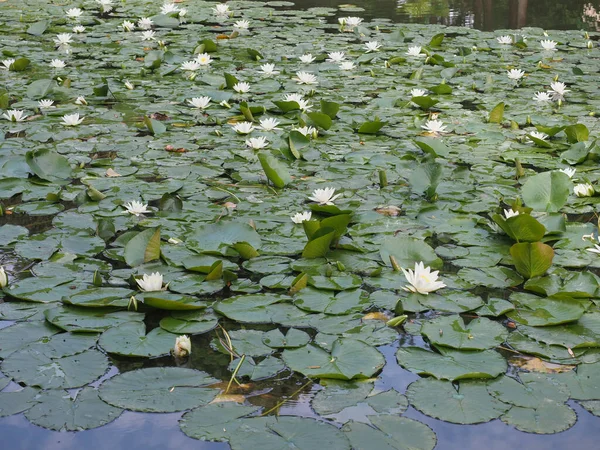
xmin=1 ymin=0 xmax=600 ymax=446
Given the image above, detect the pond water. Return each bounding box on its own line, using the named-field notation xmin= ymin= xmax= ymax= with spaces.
xmin=2 ymin=0 xmax=600 ymax=449
xmin=290 ymin=0 xmax=600 ymax=31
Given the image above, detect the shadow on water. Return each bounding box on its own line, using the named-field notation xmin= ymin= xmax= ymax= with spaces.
xmin=282 ymin=0 xmax=600 ymax=31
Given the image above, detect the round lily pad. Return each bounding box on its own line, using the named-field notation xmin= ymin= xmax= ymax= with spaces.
xmin=1 ymin=348 xmax=109 ymax=389
xmin=0 ymin=387 xmax=39 ymax=417
xmin=420 ymin=316 xmax=508 ymax=350
xmin=293 ymin=288 xmax=370 ymax=315
xmin=500 ymin=403 xmax=576 ymax=434
xmin=159 ymin=309 xmax=219 ymax=334
xmin=99 ymin=322 xmax=176 ymax=357
xmin=0 ymin=320 xmax=60 ymax=358
xmin=99 ymin=367 xmax=219 ymax=412
xmin=44 ymin=305 xmax=144 ymax=332
xmin=282 ymin=338 xmax=385 ymax=380
xmin=396 ymin=346 xmax=507 ymax=381
xmin=262 ymin=328 xmax=311 ymax=349
xmin=407 ymin=378 xmax=510 ymax=424
xmin=63 ymin=287 xmax=135 ymax=308
xmin=342 ymin=415 xmax=437 ymax=450
xmin=486 ymin=373 xmax=570 ymax=408
xmin=140 ymin=292 xmax=211 ymax=310
xmin=24 ymin=387 xmax=123 ymax=431
xmin=180 ymin=403 xmax=263 ymax=441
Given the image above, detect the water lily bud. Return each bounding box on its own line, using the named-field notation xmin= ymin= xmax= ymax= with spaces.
xmin=526 ymin=115 xmax=531 ymax=125
xmin=588 ymin=40 xmax=594 ymax=49
xmin=585 ymin=32 xmax=590 ymax=39
xmin=0 ymin=266 xmax=8 ymax=288
xmin=174 ymin=335 xmax=191 ymax=358
xmin=574 ymin=183 xmax=595 ymax=197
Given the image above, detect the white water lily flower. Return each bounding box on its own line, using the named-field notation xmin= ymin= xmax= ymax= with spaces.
xmin=284 ymin=93 xmax=304 ymax=103
xmin=233 ymin=82 xmax=250 ymax=94
xmin=38 ymin=100 xmax=55 ymax=109
xmin=402 ymin=261 xmax=446 ymax=295
xmin=96 ymin=0 xmax=113 ymax=13
xmin=294 ymin=126 xmax=317 ymax=138
xmin=233 ymin=20 xmax=250 ymax=30
xmin=181 ymin=60 xmax=201 ymax=71
xmin=195 ymin=53 xmax=212 ymax=66
xmin=173 ymin=335 xmax=191 ymax=358
xmin=160 ymin=2 xmax=180 ymax=14
xmin=339 ymin=61 xmax=355 ymax=70
xmin=574 ymin=183 xmax=594 ymax=197
xmin=0 ymin=266 xmax=7 ymax=288
xmin=507 ymin=69 xmax=525 ymax=80
xmin=291 ymin=211 xmax=312 ymax=224
xmin=299 ymin=53 xmax=316 ymax=63
xmin=259 ymin=117 xmax=280 ymax=131
xmin=61 ymin=113 xmax=84 ymax=126
xmin=533 ymin=91 xmax=552 ymax=102
xmin=294 ymin=71 xmax=318 ymax=85
xmin=123 ymin=200 xmax=150 ymax=216
xmin=73 ymin=25 xmax=86 ymax=33
xmin=541 ymin=40 xmax=557 ymax=50
xmin=340 ymin=16 xmax=363 ymax=30
xmin=136 ymin=272 xmax=164 ymax=291
xmin=406 ymin=45 xmax=423 ymax=57
xmin=497 ymin=35 xmax=512 ymax=44
xmin=2 ymin=110 xmax=27 ymax=122
xmin=1 ymin=59 xmax=15 ymax=70
xmin=75 ymin=96 xmax=87 ymax=105
xmin=421 ymin=119 xmax=447 ymax=135
xmin=309 ymin=187 xmax=341 ymax=205
xmin=213 ymin=3 xmax=230 ymax=16
xmin=550 ymin=81 xmax=569 ymax=101
xmin=364 ymin=41 xmax=381 ymax=52
xmin=504 ymin=209 xmax=520 ymax=219
xmin=138 ymin=17 xmax=153 ymax=29
xmin=54 ymin=33 xmax=73 ymax=46
xmin=66 ymin=8 xmax=83 ymax=19
xmin=121 ymin=20 xmax=135 ymax=32
xmin=410 ymin=88 xmax=427 ymax=97
xmin=50 ymin=59 xmax=66 ymax=69
xmin=528 ymin=131 xmax=548 ymax=141
xmin=188 ymin=96 xmax=211 ymax=109
xmin=232 ymin=121 xmax=254 ymax=134
xmin=326 ymin=51 xmax=345 ymax=62
xmin=245 ymin=136 xmax=268 ymax=149
xmin=559 ymin=167 xmax=576 ymax=178
xmin=260 ymin=63 xmax=279 ymax=76
xmin=141 ymin=30 xmax=156 ymax=41
xmin=124 ymin=80 xmax=134 ymax=90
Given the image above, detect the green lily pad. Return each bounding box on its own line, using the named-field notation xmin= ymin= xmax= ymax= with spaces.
xmin=63 ymin=287 xmax=136 ymax=308
xmin=24 ymin=387 xmax=123 ymax=431
xmin=293 ymin=288 xmax=370 ymax=315
xmin=99 ymin=367 xmax=219 ymax=412
xmin=282 ymin=338 xmax=385 ymax=380
xmin=506 ymin=293 xmax=586 ymax=326
xmin=140 ymin=292 xmax=210 ymax=310
xmin=99 ymin=322 xmax=176 ymax=357
xmin=500 ymin=403 xmax=576 ymax=434
xmin=0 ymin=387 xmax=40 ymax=417
xmin=420 ymin=316 xmax=508 ymax=350
xmin=159 ymin=310 xmax=219 ymax=334
xmin=1 ymin=348 xmax=108 ymax=389
xmin=407 ymin=378 xmax=510 ymax=424
xmin=396 ymin=346 xmax=507 ymax=381
xmin=0 ymin=321 xmax=60 ymax=358
xmin=342 ymin=415 xmax=436 ymax=450
xmin=44 ymin=306 xmax=144 ymax=332
xmin=262 ymin=328 xmax=311 ymax=349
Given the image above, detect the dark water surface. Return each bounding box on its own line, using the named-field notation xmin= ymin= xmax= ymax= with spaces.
xmin=292 ymin=0 xmax=600 ymax=31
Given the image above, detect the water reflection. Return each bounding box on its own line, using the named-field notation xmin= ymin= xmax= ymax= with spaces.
xmin=291 ymin=0 xmax=600 ymax=30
